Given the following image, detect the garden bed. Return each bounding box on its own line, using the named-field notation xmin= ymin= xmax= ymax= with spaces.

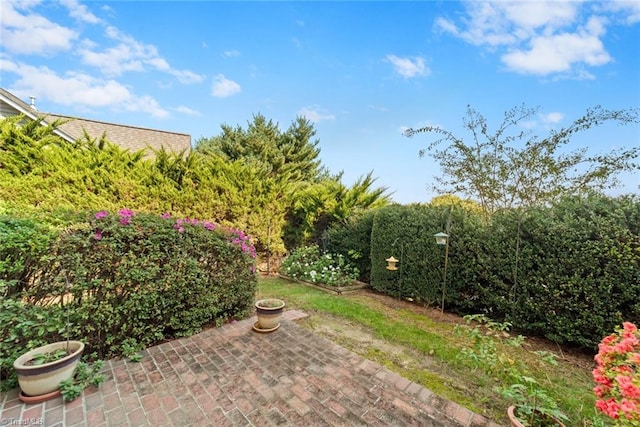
xmin=278 ymin=274 xmax=369 ymax=295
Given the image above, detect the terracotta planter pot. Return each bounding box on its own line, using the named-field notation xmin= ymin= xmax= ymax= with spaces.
xmin=13 ymin=341 xmax=85 ymax=397
xmin=254 ymin=299 xmax=285 ymax=331
xmin=507 ymin=405 xmax=566 ymax=427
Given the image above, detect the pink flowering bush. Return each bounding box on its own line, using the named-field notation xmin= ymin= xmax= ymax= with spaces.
xmin=593 ymin=322 xmax=640 ymax=425
xmin=21 ymin=209 xmax=257 ymax=360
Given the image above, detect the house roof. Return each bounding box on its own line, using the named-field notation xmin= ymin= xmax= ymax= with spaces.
xmin=0 ymin=87 xmax=191 ymax=155
xmin=0 ymin=87 xmax=76 ymax=143
xmin=45 ymin=114 xmax=191 ymax=155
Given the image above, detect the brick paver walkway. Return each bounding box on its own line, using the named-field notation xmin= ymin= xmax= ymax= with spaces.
xmin=1 ymin=310 xmax=501 ymax=426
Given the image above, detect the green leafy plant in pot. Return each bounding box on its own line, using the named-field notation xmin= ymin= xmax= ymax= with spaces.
xmin=12 ymin=269 xmax=103 ymax=402
xmin=454 ymin=315 xmax=569 ymax=427
xmin=500 ymin=376 xmax=569 ymax=427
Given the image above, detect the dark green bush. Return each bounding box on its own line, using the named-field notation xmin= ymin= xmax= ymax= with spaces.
xmin=369 ymin=195 xmax=640 ymax=349
xmin=323 ymin=210 xmax=375 ymax=282
xmin=371 ymin=204 xmax=446 ymax=303
xmin=509 ymin=195 xmax=640 ymax=347
xmin=20 ymin=210 xmax=257 ymax=360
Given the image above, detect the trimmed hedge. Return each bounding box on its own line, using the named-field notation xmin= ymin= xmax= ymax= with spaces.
xmin=364 ymin=194 xmax=640 ymax=349
xmin=323 ymin=209 xmax=376 ymax=282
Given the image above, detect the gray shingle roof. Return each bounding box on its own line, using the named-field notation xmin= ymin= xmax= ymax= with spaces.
xmin=1 ymin=87 xmax=191 ymax=156
xmin=45 ymin=114 xmax=191 ymax=155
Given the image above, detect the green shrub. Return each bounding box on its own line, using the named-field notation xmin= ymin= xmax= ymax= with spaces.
xmin=21 ymin=209 xmax=257 ymax=360
xmin=0 ymin=286 xmax=65 ymax=391
xmin=323 ymin=210 xmax=375 ymax=282
xmin=279 ymin=245 xmax=359 ymax=287
xmin=0 ymin=216 xmax=57 ymax=296
xmin=368 ymin=195 xmax=640 ymax=349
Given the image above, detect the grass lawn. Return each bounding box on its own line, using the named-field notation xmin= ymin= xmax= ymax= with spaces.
xmin=257 ymin=276 xmax=603 ymax=426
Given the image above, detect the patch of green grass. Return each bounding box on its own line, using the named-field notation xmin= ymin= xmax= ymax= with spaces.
xmin=257 ymin=277 xmax=602 ymax=425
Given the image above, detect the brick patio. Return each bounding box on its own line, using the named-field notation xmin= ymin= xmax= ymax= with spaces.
xmin=1 ymin=310 xmax=502 ymax=426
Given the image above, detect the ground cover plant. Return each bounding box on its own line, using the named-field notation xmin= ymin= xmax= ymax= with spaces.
xmin=257 ymin=277 xmax=605 ymax=426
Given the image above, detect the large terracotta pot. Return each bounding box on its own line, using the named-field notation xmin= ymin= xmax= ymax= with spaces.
xmin=507 ymin=405 xmax=566 ymax=427
xmin=13 ymin=341 xmax=85 ymax=397
xmin=254 ymin=299 xmax=285 ymax=332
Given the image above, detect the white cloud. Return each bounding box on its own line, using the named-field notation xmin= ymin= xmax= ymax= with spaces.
xmin=499 ymin=1 xmax=578 ymax=31
xmin=124 ymin=96 xmax=169 ymax=119
xmin=79 ymin=43 xmax=145 ymax=75
xmin=385 ymin=55 xmax=429 ymax=78
xmin=60 ymin=0 xmax=102 ymax=24
xmin=368 ymin=104 xmax=389 ymax=112
xmin=599 ymin=0 xmax=640 ymax=24
xmin=221 ymin=50 xmax=240 ymax=58
xmin=174 ymin=106 xmax=202 ymax=117
xmin=212 ymin=74 xmax=241 ymax=98
xmin=0 ymin=1 xmax=78 ymax=55
xmin=435 ymin=1 xmax=618 ymax=78
xmin=502 ymin=18 xmax=611 ymax=75
xmin=77 ymin=25 xmax=204 ymax=83
xmin=170 ymin=69 xmax=205 ymax=85
xmin=539 ymin=112 xmax=564 ymax=125
xmin=1 ymin=59 xmax=169 ymax=118
xmin=297 ymin=105 xmax=335 ymax=123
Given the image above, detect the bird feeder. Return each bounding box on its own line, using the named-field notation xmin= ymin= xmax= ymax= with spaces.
xmin=434 ymin=232 xmax=449 ymax=246
xmin=385 ymin=256 xmax=399 ymax=271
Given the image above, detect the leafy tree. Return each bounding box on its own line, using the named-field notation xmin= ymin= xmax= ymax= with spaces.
xmin=195 ymin=114 xmax=323 ymax=182
xmin=429 ymin=194 xmax=483 ymax=214
xmin=405 ymin=105 xmax=640 ymax=215
xmin=284 ymin=171 xmax=392 ymax=248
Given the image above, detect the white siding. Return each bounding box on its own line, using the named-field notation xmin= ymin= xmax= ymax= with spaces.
xmin=0 ymin=100 xmax=21 ymax=119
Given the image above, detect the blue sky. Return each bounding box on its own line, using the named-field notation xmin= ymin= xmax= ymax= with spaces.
xmin=1 ymin=0 xmax=639 ymax=204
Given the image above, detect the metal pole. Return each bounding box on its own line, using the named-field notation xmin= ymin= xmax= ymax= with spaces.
xmin=399 ymin=242 xmax=404 ymax=299
xmin=267 ymin=220 xmax=271 ymax=275
xmin=441 ymin=239 xmax=449 ymax=314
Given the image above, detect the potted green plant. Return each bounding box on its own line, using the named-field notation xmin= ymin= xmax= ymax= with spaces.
xmin=253 ymin=298 xmax=285 ymax=332
xmin=500 ymin=377 xmax=569 ymax=427
xmin=13 ymin=340 xmax=85 ymax=400
xmin=454 ymin=315 xmax=569 ymax=427
xmin=12 ymin=268 xmax=103 ymax=403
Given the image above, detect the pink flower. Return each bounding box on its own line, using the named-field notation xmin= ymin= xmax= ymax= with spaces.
xmin=593 ymin=368 xmax=612 ymax=387
xmin=161 ymin=213 xmax=171 ymax=219
xmin=594 ymin=322 xmax=640 ymax=422
xmin=94 ymin=229 xmax=103 ymax=240
xmin=596 ymin=398 xmax=620 ymax=419
xmin=94 ymin=210 xmax=108 ymax=220
xmin=620 ymin=399 xmax=639 ymax=420
xmin=617 ymin=376 xmax=640 ymax=399
xmin=118 ymin=208 xmax=134 ymax=218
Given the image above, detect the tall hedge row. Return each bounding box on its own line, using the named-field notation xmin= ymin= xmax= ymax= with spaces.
xmin=323 ymin=209 xmax=376 ymax=282
xmin=0 ymin=116 xmax=291 ymax=254
xmin=335 ymin=194 xmax=639 ymax=349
